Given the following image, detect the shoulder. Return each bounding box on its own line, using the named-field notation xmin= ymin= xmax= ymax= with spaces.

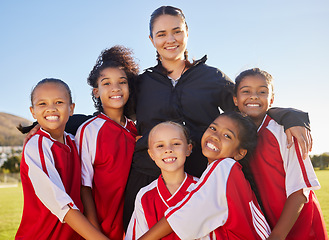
xmin=264 ymin=117 xmax=286 ymax=143
xmin=190 ymin=56 xmax=232 ymax=82
xmin=136 ymin=179 xmax=158 ymax=201
xmin=76 ymin=115 xmax=105 ymax=134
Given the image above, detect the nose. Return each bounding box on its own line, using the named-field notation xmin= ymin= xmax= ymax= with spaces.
xmin=164 ymin=146 xmax=173 ymax=154
xmin=250 ymin=92 xmax=259 ymax=100
xmin=46 ymin=104 xmax=57 ymax=112
xmin=111 ymin=83 xmax=121 ymax=92
xmin=166 ymin=33 xmax=176 ymax=43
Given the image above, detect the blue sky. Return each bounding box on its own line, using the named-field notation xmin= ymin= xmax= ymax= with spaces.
xmin=0 ymin=1 xmax=328 ymax=154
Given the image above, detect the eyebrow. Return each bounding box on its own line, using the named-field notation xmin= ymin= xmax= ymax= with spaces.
xmin=100 ymin=76 xmax=127 ymax=82
xmin=155 ymin=27 xmax=182 ymax=36
xmin=239 ymin=85 xmax=269 ymax=89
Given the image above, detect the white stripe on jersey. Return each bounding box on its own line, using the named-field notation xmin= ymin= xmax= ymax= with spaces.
xmin=249 ymin=201 xmax=271 ymax=239
xmin=75 ymin=116 xmax=106 ymax=187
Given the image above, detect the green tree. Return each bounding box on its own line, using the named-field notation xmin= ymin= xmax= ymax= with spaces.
xmin=1 ymin=156 xmax=21 ymax=173
xmin=311 ymin=153 xmax=329 ymax=170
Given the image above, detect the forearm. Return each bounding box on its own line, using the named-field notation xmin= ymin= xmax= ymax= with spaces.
xmin=81 ymin=186 xmax=100 ymax=230
xmin=139 ymin=217 xmax=173 ymax=240
xmin=64 ymin=208 xmax=109 ymax=240
xmin=268 ymin=190 xmax=307 ymax=240
xmin=267 ymin=107 xmax=310 ymax=131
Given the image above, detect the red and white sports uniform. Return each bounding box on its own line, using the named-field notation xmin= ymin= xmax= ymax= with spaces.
xmin=165 ymin=158 xmax=271 ymax=240
xmin=16 ymin=129 xmax=83 ymax=240
xmin=125 ymin=173 xmax=198 ymax=240
xmin=75 ymin=113 xmax=137 ymax=240
xmin=250 ymin=115 xmax=328 ymax=240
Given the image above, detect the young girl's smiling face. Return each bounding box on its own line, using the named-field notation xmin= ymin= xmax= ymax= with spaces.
xmin=233 ymin=75 xmax=274 ymax=128
xmin=201 ymin=115 xmax=246 ymax=164
xmin=93 ymin=67 xmax=129 ymax=116
xmin=30 ymin=82 xmax=74 ymax=142
xmin=148 ymin=123 xmax=192 ymax=174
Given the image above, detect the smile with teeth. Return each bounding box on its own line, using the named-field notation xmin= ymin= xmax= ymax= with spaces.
xmin=111 ymin=95 xmax=122 ymax=99
xmin=206 ymin=142 xmax=219 ymax=151
xmin=165 ymin=46 xmax=178 ymax=50
xmin=162 ymin=157 xmax=177 ymax=163
xmin=45 ymin=115 xmax=59 ymax=121
xmin=246 ymin=103 xmax=260 ymax=107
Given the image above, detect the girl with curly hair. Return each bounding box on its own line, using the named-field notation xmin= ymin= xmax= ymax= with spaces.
xmin=74 ymin=45 xmax=139 ymax=240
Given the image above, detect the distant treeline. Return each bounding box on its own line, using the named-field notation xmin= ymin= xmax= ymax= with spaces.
xmin=311 ymin=153 xmax=329 ymax=170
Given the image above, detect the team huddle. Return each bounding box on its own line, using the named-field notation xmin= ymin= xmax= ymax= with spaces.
xmin=16 ymin=5 xmax=327 ymax=240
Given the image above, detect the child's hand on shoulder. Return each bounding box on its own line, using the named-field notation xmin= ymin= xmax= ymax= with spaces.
xmin=136 ymin=135 xmax=142 ymax=142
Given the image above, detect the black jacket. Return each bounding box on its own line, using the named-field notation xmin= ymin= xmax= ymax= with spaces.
xmin=65 ymin=56 xmax=310 ymax=178
xmin=133 ymin=56 xmax=235 ymax=177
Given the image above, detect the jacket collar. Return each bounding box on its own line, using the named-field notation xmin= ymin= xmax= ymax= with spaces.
xmin=144 ymin=55 xmax=208 ymax=75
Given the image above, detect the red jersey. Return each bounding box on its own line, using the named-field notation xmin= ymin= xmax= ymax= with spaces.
xmin=16 ymin=129 xmax=83 ymax=240
xmin=250 ymin=115 xmax=328 ymax=239
xmin=165 ymin=158 xmax=271 ymax=240
xmin=126 ymin=173 xmax=198 ymax=239
xmin=75 ymin=113 xmax=137 ymax=240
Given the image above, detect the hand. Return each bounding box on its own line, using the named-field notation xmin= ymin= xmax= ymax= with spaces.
xmin=23 ymin=124 xmax=40 ymax=145
xmin=136 ymin=135 xmax=142 ymax=142
xmin=285 ymin=126 xmax=312 ymax=160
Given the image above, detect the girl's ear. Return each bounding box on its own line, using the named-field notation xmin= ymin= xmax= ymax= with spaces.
xmin=148 ymin=149 xmax=155 ymax=162
xmin=30 ymin=106 xmax=37 ymax=119
xmin=269 ymin=94 xmax=274 ymax=107
xmin=186 ymin=143 xmax=193 ymax=157
xmin=93 ymin=88 xmax=100 ymax=98
xmin=233 ymin=96 xmax=238 ymax=106
xmin=69 ymin=103 xmax=75 ymax=116
xmin=234 ymin=148 xmax=247 ymax=161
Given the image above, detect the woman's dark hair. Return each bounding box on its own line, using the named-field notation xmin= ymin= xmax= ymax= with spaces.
xmin=18 ymin=78 xmax=72 ymax=134
xmin=234 ymin=68 xmax=274 ymax=97
xmin=220 ymin=111 xmax=264 ymax=212
xmin=87 ymin=45 xmax=139 ymax=118
xmin=149 ymin=6 xmax=193 ymax=74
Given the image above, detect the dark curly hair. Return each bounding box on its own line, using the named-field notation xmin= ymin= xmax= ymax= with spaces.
xmin=87 ymin=45 xmax=139 ymax=119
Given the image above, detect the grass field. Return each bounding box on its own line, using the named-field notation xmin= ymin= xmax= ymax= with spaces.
xmin=0 ymin=170 xmax=328 ymax=239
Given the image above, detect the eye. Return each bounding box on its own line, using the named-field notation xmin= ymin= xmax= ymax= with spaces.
xmin=120 ymin=80 xmax=128 ymax=84
xmin=209 ymin=126 xmax=216 ymax=131
xmin=173 ymin=142 xmax=181 ymax=146
xmin=174 ymin=30 xmax=182 ymax=34
xmin=224 ymin=133 xmax=232 ymax=140
xmin=56 ymin=101 xmax=64 ymax=104
xmin=38 ymin=102 xmax=46 ymax=106
xmin=241 ymin=90 xmax=250 ymax=94
xmin=156 ymin=144 xmax=164 ymax=148
xmin=157 ymin=33 xmax=166 ymax=37
xmin=103 ymin=82 xmax=110 ymax=86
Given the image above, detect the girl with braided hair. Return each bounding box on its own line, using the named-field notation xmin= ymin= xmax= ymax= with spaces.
xmin=74 ymin=45 xmax=138 ymax=240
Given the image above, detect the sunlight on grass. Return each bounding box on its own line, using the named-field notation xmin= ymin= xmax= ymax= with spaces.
xmin=0 ymin=184 xmax=23 ymax=240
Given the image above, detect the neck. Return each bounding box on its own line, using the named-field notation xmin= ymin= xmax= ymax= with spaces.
xmin=161 ymin=170 xmax=186 ymax=195
xmin=252 ymin=114 xmax=267 ymax=129
xmin=43 ymin=128 xmax=65 ymax=144
xmin=161 ymin=59 xmax=186 ymax=80
xmin=103 ymin=108 xmax=125 ymax=126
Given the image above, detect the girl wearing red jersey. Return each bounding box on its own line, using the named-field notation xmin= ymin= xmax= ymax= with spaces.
xmin=16 ymin=79 xmax=108 ymax=240
xmin=233 ymin=68 xmax=328 ymax=240
xmin=139 ymin=112 xmax=271 ymax=240
xmin=125 ymin=121 xmax=198 ymax=240
xmin=75 ymin=46 xmax=138 ymax=240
